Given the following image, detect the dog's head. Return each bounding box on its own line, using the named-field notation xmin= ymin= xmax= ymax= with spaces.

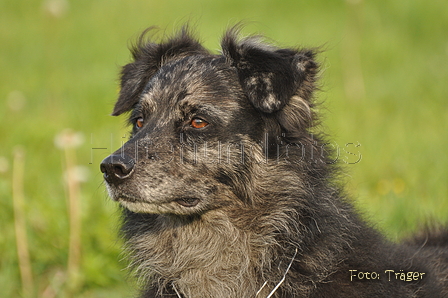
xmin=101 ymin=27 xmax=318 ymax=215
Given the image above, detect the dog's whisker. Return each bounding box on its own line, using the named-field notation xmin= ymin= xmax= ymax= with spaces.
xmin=265 ymin=248 xmax=298 ymax=298
xmin=255 ymin=280 xmax=268 ymax=297
xmin=172 ymin=283 xmax=182 ymax=298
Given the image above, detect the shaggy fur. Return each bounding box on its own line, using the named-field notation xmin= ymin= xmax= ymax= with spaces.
xmin=100 ymin=27 xmax=448 ymax=297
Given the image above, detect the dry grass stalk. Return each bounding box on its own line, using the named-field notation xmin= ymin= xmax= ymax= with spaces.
xmin=12 ymin=146 xmax=34 ymax=297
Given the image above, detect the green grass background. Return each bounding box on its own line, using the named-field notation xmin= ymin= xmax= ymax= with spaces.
xmin=1 ymin=0 xmax=447 ymax=297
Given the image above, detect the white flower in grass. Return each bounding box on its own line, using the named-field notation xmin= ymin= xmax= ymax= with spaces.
xmin=64 ymin=166 xmax=90 ymax=183
xmin=54 ymin=129 xmax=84 ymax=149
xmin=42 ymin=0 xmax=69 ymax=18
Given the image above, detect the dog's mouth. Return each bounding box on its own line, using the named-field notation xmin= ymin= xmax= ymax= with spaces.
xmin=175 ymin=197 xmax=200 ymax=207
xmin=116 ymin=195 xmax=201 ymax=214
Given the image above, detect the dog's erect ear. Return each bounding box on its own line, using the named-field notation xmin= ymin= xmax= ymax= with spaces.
xmin=221 ymin=29 xmax=318 ymax=113
xmin=112 ymin=27 xmax=208 ymax=116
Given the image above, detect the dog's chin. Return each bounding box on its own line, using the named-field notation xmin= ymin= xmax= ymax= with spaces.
xmin=119 ymin=200 xmax=164 ymax=214
xmin=118 ymin=197 xmax=202 ymax=214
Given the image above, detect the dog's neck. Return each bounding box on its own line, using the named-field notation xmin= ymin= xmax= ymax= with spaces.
xmin=121 ymin=190 xmax=358 ymax=298
xmin=124 ymin=210 xmax=278 ymax=297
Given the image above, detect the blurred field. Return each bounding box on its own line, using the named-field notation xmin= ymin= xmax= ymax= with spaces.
xmin=1 ymin=0 xmax=447 ymax=297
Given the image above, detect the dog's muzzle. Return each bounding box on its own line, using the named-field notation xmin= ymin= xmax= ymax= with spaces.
xmin=100 ymin=154 xmax=135 ymax=185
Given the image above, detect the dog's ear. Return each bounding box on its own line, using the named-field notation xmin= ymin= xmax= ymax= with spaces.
xmin=221 ymin=29 xmax=318 ymax=114
xmin=112 ymin=27 xmax=208 ymax=116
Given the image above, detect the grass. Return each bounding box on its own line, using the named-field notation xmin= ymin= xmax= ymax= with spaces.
xmin=1 ymin=0 xmax=447 ymax=296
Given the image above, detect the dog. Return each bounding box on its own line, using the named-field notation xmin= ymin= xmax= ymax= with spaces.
xmin=100 ymin=26 xmax=448 ymax=297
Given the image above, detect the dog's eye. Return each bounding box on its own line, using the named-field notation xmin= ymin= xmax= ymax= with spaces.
xmin=135 ymin=117 xmax=144 ymax=129
xmin=190 ymin=118 xmax=208 ymax=129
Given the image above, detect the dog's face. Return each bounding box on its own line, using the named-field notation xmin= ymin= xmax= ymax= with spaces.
xmin=101 ymin=28 xmax=317 ymax=216
xmin=103 ymin=55 xmax=264 ymax=215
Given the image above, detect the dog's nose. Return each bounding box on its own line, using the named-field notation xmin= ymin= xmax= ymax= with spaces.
xmin=100 ymin=154 xmax=135 ymax=185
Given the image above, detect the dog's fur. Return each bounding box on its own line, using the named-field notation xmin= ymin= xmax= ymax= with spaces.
xmin=100 ymin=27 xmax=448 ymax=297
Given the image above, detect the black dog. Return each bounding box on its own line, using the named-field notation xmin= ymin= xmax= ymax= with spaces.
xmin=100 ymin=27 xmax=448 ymax=297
